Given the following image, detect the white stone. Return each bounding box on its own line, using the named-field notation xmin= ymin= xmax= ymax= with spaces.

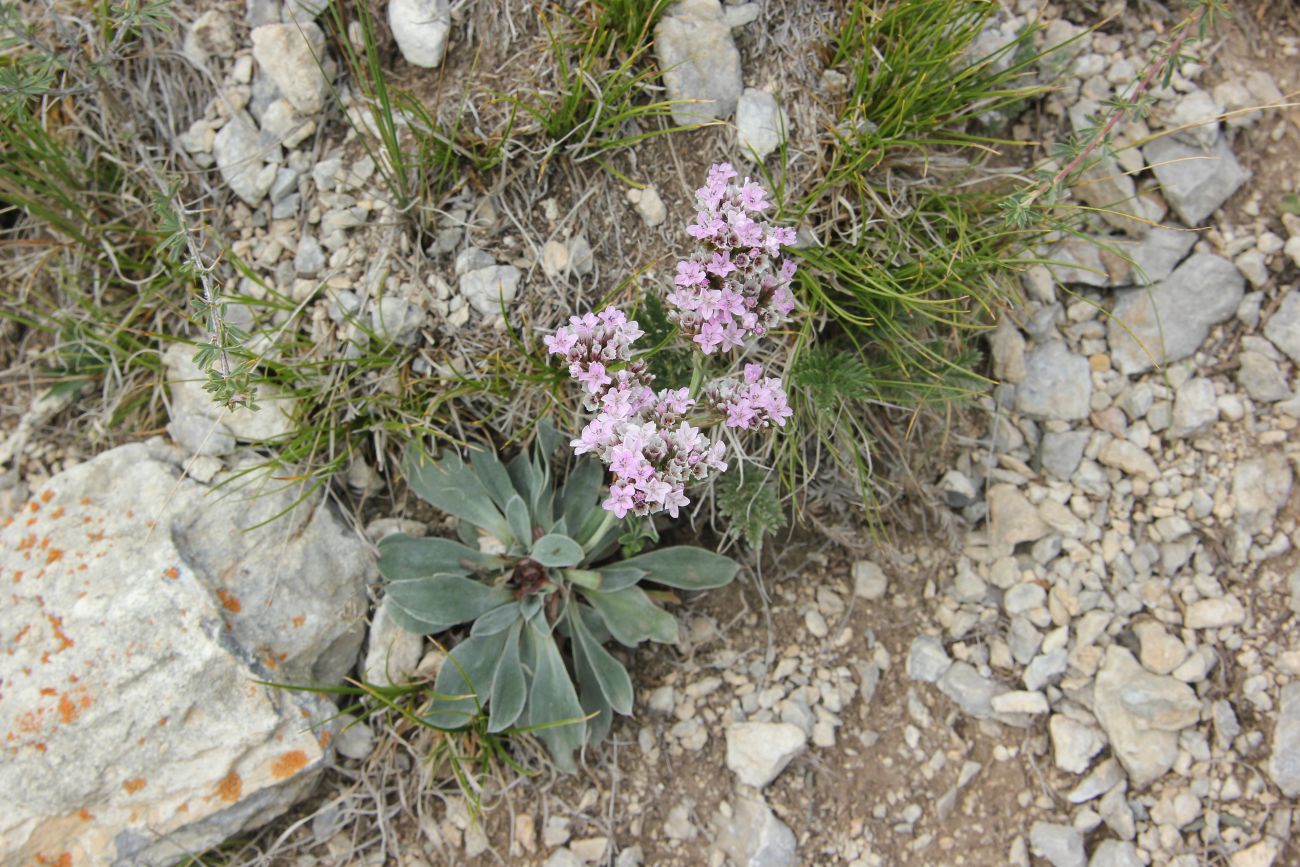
xmin=725 ymin=722 xmax=807 ymax=788
xmin=736 ymin=88 xmax=789 ymax=160
xmin=389 ymin=0 xmax=450 ymax=68
xmin=655 ymin=0 xmax=743 ymax=125
xmin=250 ymin=23 xmax=329 ymax=115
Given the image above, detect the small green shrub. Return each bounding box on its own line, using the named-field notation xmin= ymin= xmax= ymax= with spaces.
xmin=379 ymin=430 xmax=739 ymax=771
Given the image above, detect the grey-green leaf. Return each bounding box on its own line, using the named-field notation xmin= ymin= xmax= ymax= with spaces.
xmin=425 ymin=630 xmax=510 ymax=728
xmin=386 ymin=573 xmax=514 ymax=632
xmin=522 ymin=620 xmax=587 ymax=772
xmin=532 ymin=534 xmax=584 ymax=568
xmin=582 ymin=586 xmax=679 ymax=646
xmin=378 ymin=534 xmax=499 ymax=580
xmin=595 ymin=565 xmax=646 ymax=593
xmin=469 ymin=447 xmax=517 ymax=514
xmin=404 ymin=448 xmax=511 ymax=542
xmin=559 ymin=458 xmax=605 ymax=534
xmin=470 ymin=601 xmax=522 ymax=636
xmin=487 ymin=623 xmax=526 ymax=733
xmin=614 ymin=546 xmax=740 ymax=590
xmin=568 ymin=605 xmax=634 ymax=715
xmin=505 ymin=494 xmax=531 ymax=549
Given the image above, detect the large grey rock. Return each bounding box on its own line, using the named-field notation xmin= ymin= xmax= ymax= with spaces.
xmin=655 ymin=0 xmax=743 ymax=125
xmin=460 ymin=265 xmax=521 ymax=316
xmin=250 ymin=23 xmax=329 ymax=115
xmin=1108 ymin=254 xmax=1244 ymax=375
xmin=736 ymin=88 xmax=789 ymax=161
xmin=1143 ymin=134 xmax=1247 ymax=226
xmin=1093 ymin=646 xmax=1201 ymax=788
xmin=0 ymin=442 xmax=371 ymax=865
xmin=1015 ymin=340 xmax=1092 ymax=420
xmin=713 ymin=795 xmax=798 ymax=867
xmin=1233 ymin=453 xmax=1293 ymax=536
xmin=1030 ymin=821 xmax=1086 ymax=867
xmin=725 ymin=722 xmax=807 ymax=788
xmin=213 ymin=111 xmax=279 ymax=206
xmin=388 ymin=0 xmax=450 ymax=68
xmin=1263 ymin=290 xmax=1300 ymax=364
xmin=164 ymin=344 xmax=297 ymax=453
xmin=1268 ymin=682 xmax=1300 ymax=796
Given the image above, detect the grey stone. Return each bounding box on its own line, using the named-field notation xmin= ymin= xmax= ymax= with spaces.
xmin=1268 ymin=683 xmax=1300 ymax=796
xmin=567 ymin=235 xmax=594 ymax=276
xmin=937 ymin=661 xmax=1011 ymax=720
xmin=213 ymin=111 xmax=279 ymax=206
xmin=1050 ymin=715 xmax=1106 ymax=774
xmin=988 ymin=484 xmax=1050 ymax=557
xmin=294 ymin=234 xmax=325 ymax=277
xmin=725 ymin=722 xmax=806 ymax=788
xmin=164 ymin=344 xmax=296 ymax=444
xmin=455 ymin=246 xmax=496 ymax=276
xmin=0 ymin=442 xmax=369 ymax=865
xmin=168 ymin=412 xmax=238 ymax=456
xmin=250 ymin=23 xmax=328 ymax=115
xmin=459 ymin=265 xmax=521 ymax=316
xmin=713 ymin=795 xmax=798 ymax=867
xmin=1015 ymin=340 xmax=1092 ymax=420
xmin=1165 ymin=89 xmax=1223 ymax=149
xmin=1263 ymin=290 xmax=1300 ymax=364
xmin=1047 ymin=237 xmax=1111 ymax=287
xmin=246 ymin=0 xmax=279 ymax=26
xmin=1238 ymin=351 xmax=1291 ymax=402
xmin=736 ymin=88 xmax=789 ymax=161
xmin=655 ymin=0 xmax=743 ymax=125
xmin=183 ymin=9 xmax=238 ymax=66
xmin=626 ymin=186 xmax=667 ymax=227
xmin=1089 ymin=840 xmax=1143 ymax=867
xmin=939 ymin=470 xmax=978 ymax=509
xmin=1068 ymin=759 xmax=1124 ymax=804
xmin=259 ymin=99 xmax=315 ymax=150
xmin=363 ymin=601 xmax=424 ymax=686
xmin=1075 ymin=153 xmax=1137 ymax=233
xmin=1098 ymin=439 xmax=1159 ymax=481
xmin=1040 ymin=430 xmax=1089 ymax=480
xmin=1094 ymin=646 xmax=1200 ymax=788
xmin=852 ymin=560 xmax=889 ymax=600
xmin=1029 ymin=821 xmax=1086 ymax=867
xmin=906 ymin=635 xmax=951 ymax=683
xmin=371 ymin=297 xmax=426 ymax=346
xmin=989 ymin=318 xmax=1027 ymax=384
xmin=1004 ymin=582 xmax=1046 ymax=616
xmin=1024 ymin=648 xmax=1069 ymax=692
xmin=1170 ymin=377 xmax=1218 ymax=438
xmin=389 ymin=0 xmax=450 ymax=68
xmin=1119 ymin=226 xmax=1198 ymax=286
xmin=1143 ymin=134 xmax=1247 ymax=226
xmin=1134 ymin=621 xmax=1187 ymax=675
xmin=1108 ymin=254 xmax=1244 ymax=375
xmin=334 ymin=715 xmax=375 ymax=760
xmin=1233 ymin=453 xmax=1292 ymax=535
xmin=723 ymin=2 xmax=760 ymax=28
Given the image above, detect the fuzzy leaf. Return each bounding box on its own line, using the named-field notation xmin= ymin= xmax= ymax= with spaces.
xmin=403 ymin=449 xmax=511 ymax=542
xmin=531 ymin=534 xmax=584 ymax=568
xmin=613 ymin=546 xmax=740 ymax=590
xmin=382 ymin=596 xmax=444 ymax=636
xmin=425 ymin=630 xmax=510 ymax=728
xmin=470 ymin=601 xmax=523 ymax=636
xmin=563 ymin=568 xmax=604 ymax=590
xmin=504 ymin=494 xmax=531 ymax=549
xmin=568 ymin=605 xmax=634 ymax=715
xmin=522 ymin=619 xmax=587 ymax=772
xmin=386 ymin=573 xmax=514 ymax=633
xmin=569 ymin=622 xmax=614 ymax=747
xmin=469 ymin=447 xmax=517 ymax=514
xmin=487 ymin=623 xmax=526 ymax=733
xmin=595 ymin=565 xmax=647 ymax=593
xmin=559 ymin=458 xmax=604 ymax=533
xmin=377 ymin=534 xmax=499 ymax=580
xmin=582 ymin=585 xmax=679 ymax=646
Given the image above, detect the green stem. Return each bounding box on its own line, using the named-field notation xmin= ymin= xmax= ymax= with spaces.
xmin=688 ymin=354 xmax=705 ymax=397
xmin=583 ymin=509 xmax=617 ymax=554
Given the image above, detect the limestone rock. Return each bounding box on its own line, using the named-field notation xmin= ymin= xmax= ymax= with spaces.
xmin=0 ymin=442 xmax=371 ymax=865
xmin=1233 ymin=453 xmax=1292 ymax=536
xmin=1263 ymin=290 xmax=1300 ymax=364
xmin=713 ymin=795 xmax=798 ymax=867
xmin=459 ymin=265 xmax=521 ymax=316
xmin=1093 ymin=646 xmax=1200 ymax=788
xmin=164 ymin=344 xmax=297 ymax=452
xmin=1143 ymin=134 xmax=1247 ymax=226
xmin=1015 ymin=340 xmax=1092 ymax=420
xmin=1268 ymin=682 xmax=1300 ymax=797
xmin=655 ymin=0 xmax=743 ymax=125
xmin=389 ymin=0 xmax=450 ymax=68
xmin=213 ymin=111 xmax=279 ymax=206
xmin=736 ymin=88 xmax=789 ymax=161
xmin=1107 ymin=253 xmax=1244 ymax=375
xmin=987 ymin=484 xmax=1050 ymax=558
xmin=250 ymin=23 xmax=329 ymax=115
xmin=725 ymin=722 xmax=807 ymax=788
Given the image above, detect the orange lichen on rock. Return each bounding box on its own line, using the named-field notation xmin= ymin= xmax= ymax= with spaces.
xmin=78 ymin=808 xmax=94 ymax=820
xmin=163 ymin=567 xmax=179 ymax=580
xmin=215 ymin=590 xmax=241 ymax=613
xmin=291 ymin=615 xmax=305 ymax=628
xmin=40 ymin=490 xmax=54 ymax=504
xmin=271 ymin=750 xmax=310 ymax=779
xmin=216 ymin=770 xmax=242 ymax=802
xmin=45 ymin=548 xmax=63 ymax=565
xmin=46 ymin=614 xmax=74 ymax=652
xmin=34 ymin=852 xmax=71 ymax=867
xmin=49 ymin=507 xmax=64 ymax=519
xmin=123 ymin=778 xmax=146 ymax=794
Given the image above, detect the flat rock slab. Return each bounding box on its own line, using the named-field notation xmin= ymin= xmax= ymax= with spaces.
xmin=0 ymin=442 xmax=372 ymax=865
xmin=1107 ymin=253 xmax=1244 ymax=375
xmin=1143 ymin=134 xmax=1247 ymax=226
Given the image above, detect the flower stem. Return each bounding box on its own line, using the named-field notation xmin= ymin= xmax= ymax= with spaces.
xmin=688 ymin=354 xmax=705 ymax=397
xmin=583 ymin=509 xmax=618 ymax=554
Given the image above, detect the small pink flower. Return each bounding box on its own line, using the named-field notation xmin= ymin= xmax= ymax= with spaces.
xmin=603 ymin=483 xmax=636 ymax=518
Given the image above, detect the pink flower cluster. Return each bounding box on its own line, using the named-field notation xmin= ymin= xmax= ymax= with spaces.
xmin=702 ymin=364 xmax=794 ymax=430
xmin=543 ymin=308 xmax=645 ymax=396
xmin=544 ymin=165 xmax=798 ymax=519
xmin=667 ymin=162 xmax=798 ymax=354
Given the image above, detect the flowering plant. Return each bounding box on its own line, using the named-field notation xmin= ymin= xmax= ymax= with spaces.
xmin=546 ymin=163 xmax=797 ymax=521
